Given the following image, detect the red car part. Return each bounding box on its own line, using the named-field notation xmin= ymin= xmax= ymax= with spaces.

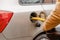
xmin=0 ymin=10 xmax=13 ymax=33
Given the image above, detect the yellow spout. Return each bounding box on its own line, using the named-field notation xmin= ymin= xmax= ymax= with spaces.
xmin=31 ymin=17 xmax=45 ymax=22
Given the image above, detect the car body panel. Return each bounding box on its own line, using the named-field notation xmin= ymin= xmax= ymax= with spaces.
xmin=2 ymin=11 xmax=51 ymax=39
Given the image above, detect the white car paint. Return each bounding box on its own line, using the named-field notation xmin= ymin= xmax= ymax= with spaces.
xmin=0 ymin=0 xmax=56 ymax=40
xmin=0 ymin=0 xmax=55 ymax=12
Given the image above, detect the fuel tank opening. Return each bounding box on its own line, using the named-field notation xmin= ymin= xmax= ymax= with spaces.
xmin=30 ymin=12 xmax=37 ymax=23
